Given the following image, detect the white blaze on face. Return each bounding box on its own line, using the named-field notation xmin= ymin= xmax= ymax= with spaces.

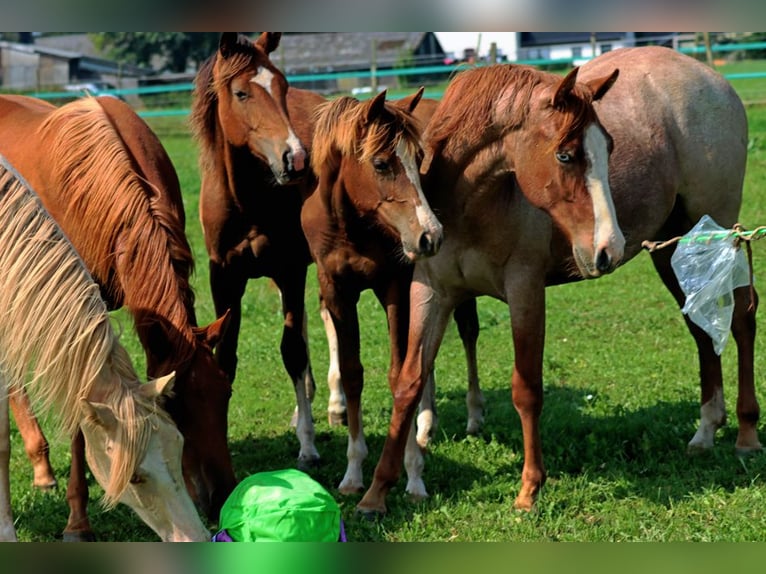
xmin=396 ymin=140 xmax=442 ymax=239
xmin=584 ymin=124 xmax=624 ymax=264
xmin=251 ymin=66 xmax=274 ymax=94
xmin=251 ymin=67 xmax=306 ymax=172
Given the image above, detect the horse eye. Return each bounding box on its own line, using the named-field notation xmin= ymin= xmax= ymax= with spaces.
xmin=373 ymin=158 xmax=389 ymax=172
xmin=130 ymin=473 xmax=146 ymax=485
xmin=234 ymin=90 xmax=248 ymax=102
xmin=555 ymin=151 xmax=573 ymax=163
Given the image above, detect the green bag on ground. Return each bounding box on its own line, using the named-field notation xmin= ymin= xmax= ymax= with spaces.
xmin=216 ymin=468 xmax=343 ymax=542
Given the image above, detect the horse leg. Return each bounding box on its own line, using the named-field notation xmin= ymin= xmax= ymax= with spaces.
xmin=0 ymin=376 xmax=17 ymax=541
xmin=507 ymin=276 xmax=547 ymax=511
xmin=320 ymin=297 xmax=347 ymax=426
xmin=274 ymin=270 xmax=319 ymax=467
xmin=328 ymin=295 xmax=368 ymax=495
xmin=730 ymin=284 xmax=760 ymax=452
xmin=8 ymin=388 xmax=57 ymax=490
xmin=62 ymin=430 xmax=95 ymax=542
xmin=358 ymin=276 xmax=452 ymax=515
xmin=455 ymin=297 xmax=484 ymax=435
xmin=209 ymin=260 xmax=247 ymax=382
xmin=650 ymin=247 xmax=732 ymax=451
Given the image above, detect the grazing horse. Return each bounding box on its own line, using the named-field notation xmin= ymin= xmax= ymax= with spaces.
xmin=301 ymin=89 xmax=443 ymax=494
xmin=357 ymin=62 xmax=623 ymax=515
xmin=0 ymin=94 xmax=235 ymax=540
xmin=0 ymin=160 xmax=209 ymax=542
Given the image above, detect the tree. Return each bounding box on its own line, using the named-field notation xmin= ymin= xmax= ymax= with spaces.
xmin=90 ymin=33 xmax=221 ymax=72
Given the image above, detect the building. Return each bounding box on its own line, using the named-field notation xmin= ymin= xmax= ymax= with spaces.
xmin=516 ymin=33 xmax=689 ymax=63
xmin=0 ymin=36 xmax=153 ymax=92
xmin=274 ymin=32 xmax=448 ymax=93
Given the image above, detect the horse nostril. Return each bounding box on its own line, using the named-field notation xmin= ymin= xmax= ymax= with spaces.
xmin=596 ymin=249 xmax=612 ymax=273
xmin=418 ymin=232 xmax=433 ymax=255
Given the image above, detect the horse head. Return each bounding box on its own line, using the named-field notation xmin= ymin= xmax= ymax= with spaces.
xmin=312 ymin=88 xmax=443 ymax=261
xmin=212 ymin=32 xmax=307 ymax=185
xmin=80 ymin=371 xmax=210 ymax=542
xmin=507 ymin=65 xmax=624 ymax=278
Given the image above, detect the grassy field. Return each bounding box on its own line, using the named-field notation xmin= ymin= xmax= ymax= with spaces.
xmin=8 ymin=86 xmax=766 ymax=543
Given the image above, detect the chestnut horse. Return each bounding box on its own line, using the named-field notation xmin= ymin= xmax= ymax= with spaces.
xmin=191 ymin=32 xmax=330 ymax=467
xmin=0 ymin=159 xmax=209 ymax=541
xmin=301 ymin=89 xmax=443 ymax=494
xmin=357 ymin=62 xmax=624 ymax=515
xmin=0 ymin=94 xmax=235 ymax=540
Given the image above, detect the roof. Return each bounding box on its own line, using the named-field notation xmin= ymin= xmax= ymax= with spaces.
xmin=519 ymin=32 xmax=628 ymax=47
xmin=272 ymin=32 xmax=442 ymax=74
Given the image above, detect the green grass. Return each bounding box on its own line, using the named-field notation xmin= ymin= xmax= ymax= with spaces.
xmin=8 ymin=96 xmax=766 ymax=543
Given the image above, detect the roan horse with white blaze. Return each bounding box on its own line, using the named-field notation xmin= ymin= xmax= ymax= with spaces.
xmin=0 ymin=160 xmax=209 ymax=542
xmin=361 ymin=46 xmax=761 ymax=516
xmin=357 ymin=61 xmax=623 ymax=515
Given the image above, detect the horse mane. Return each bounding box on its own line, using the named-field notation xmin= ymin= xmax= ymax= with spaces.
xmin=311 ymin=96 xmax=423 ymax=174
xmin=0 ymin=163 xmax=168 ymax=508
xmin=424 ymin=64 xmax=600 ymax=164
xmin=37 ymin=97 xmax=197 ymax=365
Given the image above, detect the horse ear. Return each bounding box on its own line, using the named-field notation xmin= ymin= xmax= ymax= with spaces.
xmin=80 ymin=400 xmax=118 ymax=431
xmin=193 ymin=309 xmax=231 ymax=349
xmin=140 ymin=372 xmax=177 ymax=400
xmin=552 ymin=66 xmax=580 ymax=108
xmin=219 ymin=33 xmax=239 ymax=58
xmin=586 ymin=68 xmax=619 ymax=102
xmin=396 ymin=86 xmax=425 ymax=114
xmin=255 ymin=32 xmax=282 ymax=55
xmin=366 ymin=89 xmax=387 ymax=123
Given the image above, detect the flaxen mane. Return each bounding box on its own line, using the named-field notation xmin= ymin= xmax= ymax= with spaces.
xmin=38 ymin=97 xmax=197 ymax=363
xmin=0 ymin=161 xmax=168 ymax=507
xmin=423 ymin=64 xmax=601 ymax=166
xmin=311 ymin=96 xmax=423 ymax=174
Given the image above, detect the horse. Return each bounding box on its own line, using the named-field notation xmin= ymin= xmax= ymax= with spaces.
xmin=191 ymin=31 xmax=332 ymax=468
xmin=360 ymin=45 xmax=762 ymax=516
xmin=351 ymin=60 xmax=623 ymax=515
xmin=0 ymin=159 xmax=210 ymax=542
xmin=0 ymin=93 xmax=236 ymax=541
xmin=301 ymin=89 xmax=443 ymax=494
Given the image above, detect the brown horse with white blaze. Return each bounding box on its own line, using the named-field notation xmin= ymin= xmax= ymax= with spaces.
xmin=357 ymin=62 xmax=622 ymax=515
xmin=301 ymin=89 xmax=442 ymax=494
xmin=191 ymin=32 xmax=328 ymax=466
xmin=0 ymin=93 xmax=236 ymax=540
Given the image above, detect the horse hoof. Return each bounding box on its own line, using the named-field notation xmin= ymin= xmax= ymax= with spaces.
xmin=296 ymin=456 xmax=321 ymax=472
xmin=32 ymin=479 xmax=58 ymax=491
xmin=687 ymin=443 xmax=712 ymax=456
xmin=354 ymin=507 xmax=384 ymax=521
xmin=62 ymin=531 xmax=97 ymax=542
xmin=735 ymin=444 xmax=763 ymax=457
xmin=328 ymin=411 xmax=347 ymax=427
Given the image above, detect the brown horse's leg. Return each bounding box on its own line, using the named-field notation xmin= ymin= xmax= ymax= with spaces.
xmin=329 ymin=295 xmax=367 ymax=495
xmin=274 ymin=270 xmax=319 ymax=467
xmin=358 ymin=278 xmax=452 ymax=515
xmin=209 ymin=260 xmax=247 ymax=382
xmin=454 ymin=297 xmax=484 ymax=436
xmin=0 ymin=374 xmax=17 ymax=541
xmin=8 ymin=389 xmax=57 ymax=490
xmin=62 ymin=430 xmax=95 ymax=542
xmin=508 ymin=279 xmax=546 ymax=511
xmin=650 ymin=248 xmax=728 ymax=451
xmin=730 ymin=285 xmax=761 ymax=452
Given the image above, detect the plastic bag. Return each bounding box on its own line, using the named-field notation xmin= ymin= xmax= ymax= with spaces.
xmin=670 ymin=215 xmax=751 ymax=355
